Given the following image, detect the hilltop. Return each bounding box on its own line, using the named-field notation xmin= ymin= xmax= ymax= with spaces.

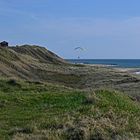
xmin=0 ymin=45 xmax=67 ymax=80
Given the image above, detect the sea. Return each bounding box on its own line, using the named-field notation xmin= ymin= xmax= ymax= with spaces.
xmin=67 ymin=59 xmax=140 ymax=68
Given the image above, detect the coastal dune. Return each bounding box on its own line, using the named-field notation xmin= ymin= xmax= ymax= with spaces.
xmin=0 ymin=45 xmax=140 ymax=139
xmin=0 ymin=45 xmax=140 ymax=101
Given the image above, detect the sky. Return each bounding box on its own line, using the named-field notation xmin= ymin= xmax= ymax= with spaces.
xmin=1 ymin=0 xmax=140 ymax=59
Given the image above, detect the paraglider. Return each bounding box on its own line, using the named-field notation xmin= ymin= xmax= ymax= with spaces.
xmin=74 ymin=47 xmax=85 ymax=59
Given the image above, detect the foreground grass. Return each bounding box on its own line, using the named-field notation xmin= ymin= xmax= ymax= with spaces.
xmin=0 ymin=79 xmax=140 ymax=140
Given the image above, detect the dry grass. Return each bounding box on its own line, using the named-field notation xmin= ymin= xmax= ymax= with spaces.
xmin=0 ymin=46 xmax=140 ymax=100
xmin=0 ymin=46 xmax=140 ymax=139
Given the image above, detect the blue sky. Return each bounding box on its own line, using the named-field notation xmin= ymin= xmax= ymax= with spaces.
xmin=1 ymin=0 xmax=140 ymax=59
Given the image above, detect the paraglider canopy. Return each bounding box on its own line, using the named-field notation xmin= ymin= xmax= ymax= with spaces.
xmin=74 ymin=47 xmax=84 ymax=51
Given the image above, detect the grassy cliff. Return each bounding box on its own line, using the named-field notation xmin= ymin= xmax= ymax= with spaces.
xmin=0 ymin=45 xmax=67 ymax=80
xmin=0 ymin=45 xmax=140 ymax=100
xmin=0 ymin=79 xmax=140 ymax=139
xmin=0 ymin=45 xmax=140 ymax=139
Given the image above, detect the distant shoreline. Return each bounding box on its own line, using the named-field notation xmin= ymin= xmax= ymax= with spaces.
xmin=82 ymin=63 xmax=140 ymax=75
xmin=67 ymin=59 xmax=140 ymax=74
xmin=114 ymin=67 xmax=140 ymax=75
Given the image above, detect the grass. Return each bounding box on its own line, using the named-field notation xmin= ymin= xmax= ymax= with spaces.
xmin=0 ymin=79 xmax=140 ymax=140
xmin=1 ymin=45 xmax=140 ymax=101
xmin=0 ymin=44 xmax=140 ymax=140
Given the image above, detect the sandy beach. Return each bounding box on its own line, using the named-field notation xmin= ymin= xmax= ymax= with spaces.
xmin=84 ymin=63 xmax=140 ymax=75
xmin=113 ymin=67 xmax=140 ymax=75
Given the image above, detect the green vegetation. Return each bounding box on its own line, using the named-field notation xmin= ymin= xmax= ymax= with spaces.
xmin=1 ymin=45 xmax=140 ymax=100
xmin=0 ymin=79 xmax=140 ymax=140
xmin=0 ymin=45 xmax=140 ymax=139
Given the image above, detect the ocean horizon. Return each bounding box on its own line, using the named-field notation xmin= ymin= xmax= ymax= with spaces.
xmin=67 ymin=59 xmax=140 ymax=68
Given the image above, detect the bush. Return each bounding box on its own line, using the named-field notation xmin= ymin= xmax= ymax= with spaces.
xmin=7 ymin=79 xmax=20 ymax=87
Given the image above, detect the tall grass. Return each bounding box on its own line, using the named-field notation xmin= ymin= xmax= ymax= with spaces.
xmin=0 ymin=79 xmax=140 ymax=139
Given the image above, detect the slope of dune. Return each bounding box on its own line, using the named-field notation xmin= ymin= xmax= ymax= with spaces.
xmin=0 ymin=45 xmax=140 ymax=101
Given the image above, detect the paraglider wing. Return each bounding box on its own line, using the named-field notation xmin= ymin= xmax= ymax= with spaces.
xmin=74 ymin=47 xmax=84 ymax=51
